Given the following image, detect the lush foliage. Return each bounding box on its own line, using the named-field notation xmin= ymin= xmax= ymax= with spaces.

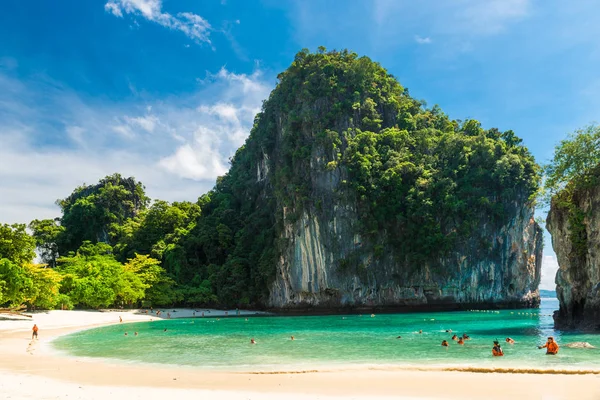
xmin=544 ymin=125 xmax=600 ymax=258
xmin=0 ymin=259 xmax=63 ymax=309
xmin=344 ymin=124 xmax=538 ymax=264
xmin=0 ymin=223 xmax=36 ymax=266
xmin=544 ymin=125 xmax=600 ymax=201
xmin=55 ymin=173 xmax=149 ymax=253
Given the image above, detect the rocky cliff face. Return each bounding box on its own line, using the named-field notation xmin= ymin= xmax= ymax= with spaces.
xmin=547 ymin=169 xmax=600 ymax=330
xmin=197 ymin=49 xmax=543 ymax=310
xmin=267 ymin=140 xmax=543 ymax=310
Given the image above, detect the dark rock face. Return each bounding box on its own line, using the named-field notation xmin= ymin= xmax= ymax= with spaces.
xmin=548 ymin=179 xmax=600 ymax=330
xmin=267 ymin=178 xmax=542 ymax=311
xmin=262 ymin=126 xmax=543 ymax=311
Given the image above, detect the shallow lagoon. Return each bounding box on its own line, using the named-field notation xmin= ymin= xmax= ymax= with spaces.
xmin=53 ymin=298 xmax=600 ymax=371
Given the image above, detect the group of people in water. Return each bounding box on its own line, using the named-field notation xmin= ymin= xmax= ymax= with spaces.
xmin=438 ymin=331 xmax=559 ymax=357
xmin=248 ymin=328 xmax=560 ymax=357
xmin=441 ymin=332 xmax=470 ymax=347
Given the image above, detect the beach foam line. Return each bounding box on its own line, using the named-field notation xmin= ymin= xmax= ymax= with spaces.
xmin=240 ymin=365 xmax=600 ymax=375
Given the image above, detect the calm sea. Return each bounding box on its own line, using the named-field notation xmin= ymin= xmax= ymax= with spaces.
xmin=52 ymin=298 xmax=600 ymax=371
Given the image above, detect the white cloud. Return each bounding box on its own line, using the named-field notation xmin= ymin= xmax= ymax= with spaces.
xmin=124 ymin=114 xmax=159 ymax=132
xmin=111 ymin=124 xmax=136 ymax=138
xmin=104 ymin=0 xmax=211 ymax=43
xmin=540 ymin=254 xmax=558 ymax=290
xmin=0 ymin=66 xmax=271 ymax=224
xmin=104 ymin=1 xmax=123 ymax=17
xmin=159 ymin=137 xmax=228 ymax=181
xmin=415 ymin=35 xmax=432 ymax=44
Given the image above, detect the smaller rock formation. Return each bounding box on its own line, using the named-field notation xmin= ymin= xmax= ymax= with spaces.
xmin=547 ymin=166 xmax=600 ymax=330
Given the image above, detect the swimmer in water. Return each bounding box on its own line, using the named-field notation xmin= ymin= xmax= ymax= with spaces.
xmin=250 ymin=338 xmax=256 ymax=344
xmin=371 ymin=314 xmax=375 ymax=318
xmin=291 ymin=336 xmax=295 ymax=340
xmin=462 ymin=333 xmax=471 ymax=340
xmin=457 ymin=337 xmax=465 ymax=345
xmin=396 ymin=336 xmax=402 ymax=339
xmin=446 ymin=329 xmax=452 ymax=333
xmin=163 ymin=328 xmax=167 ymax=332
xmin=451 ymin=334 xmax=458 ymax=341
xmin=441 ymin=340 xmax=449 ymax=347
xmin=124 ymin=332 xmax=128 ymax=336
xmin=492 ymin=340 xmax=504 ymax=357
xmin=419 ymin=330 xmax=423 ymax=334
xmin=134 ymin=332 xmax=138 ymax=336
xmin=506 ymin=337 xmax=515 ymax=344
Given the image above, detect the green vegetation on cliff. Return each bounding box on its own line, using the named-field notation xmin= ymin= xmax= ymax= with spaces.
xmin=1 ymin=49 xmax=540 ymax=310
xmin=544 ymin=125 xmax=600 ymax=258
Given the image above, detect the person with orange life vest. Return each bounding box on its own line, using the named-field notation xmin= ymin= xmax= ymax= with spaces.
xmin=457 ymin=337 xmax=465 ymax=345
xmin=492 ymin=340 xmax=504 ymax=356
xmin=451 ymin=334 xmax=458 ymax=341
xmin=441 ymin=340 xmax=449 ymax=347
xmin=539 ymin=336 xmax=559 ymax=355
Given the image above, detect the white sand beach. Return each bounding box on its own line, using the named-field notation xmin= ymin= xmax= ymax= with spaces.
xmin=1 ymin=309 xmax=600 ymax=400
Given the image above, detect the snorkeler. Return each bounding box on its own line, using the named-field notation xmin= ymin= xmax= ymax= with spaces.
xmin=441 ymin=340 xmax=449 ymax=347
xmin=446 ymin=329 xmax=452 ymax=333
xmin=539 ymin=336 xmax=559 ymax=355
xmin=506 ymin=337 xmax=515 ymax=344
xmin=492 ymin=340 xmax=504 ymax=356
xmin=457 ymin=337 xmax=465 ymax=345
xmin=451 ymin=334 xmax=458 ymax=341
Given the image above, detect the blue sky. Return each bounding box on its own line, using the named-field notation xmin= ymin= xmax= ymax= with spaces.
xmin=1 ymin=0 xmax=599 ymax=289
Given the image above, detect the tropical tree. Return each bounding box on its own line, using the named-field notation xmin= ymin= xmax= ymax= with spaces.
xmin=0 ymin=223 xmax=36 ymax=265
xmin=544 ymin=124 xmax=600 ymax=201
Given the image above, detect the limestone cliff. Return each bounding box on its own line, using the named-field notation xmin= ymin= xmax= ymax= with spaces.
xmin=269 ymin=208 xmax=542 ymax=311
xmin=267 ymin=143 xmax=543 ymax=310
xmin=547 ymin=166 xmax=600 ymax=330
xmin=193 ymin=49 xmax=543 ymax=310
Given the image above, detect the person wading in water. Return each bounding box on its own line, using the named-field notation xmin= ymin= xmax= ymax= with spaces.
xmin=539 ymin=337 xmax=559 ymax=355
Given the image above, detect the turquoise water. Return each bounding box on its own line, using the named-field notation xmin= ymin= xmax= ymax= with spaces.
xmin=53 ymin=299 xmax=600 ymax=371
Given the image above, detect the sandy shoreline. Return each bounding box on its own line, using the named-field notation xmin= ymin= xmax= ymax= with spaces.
xmin=1 ymin=310 xmax=600 ymax=399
